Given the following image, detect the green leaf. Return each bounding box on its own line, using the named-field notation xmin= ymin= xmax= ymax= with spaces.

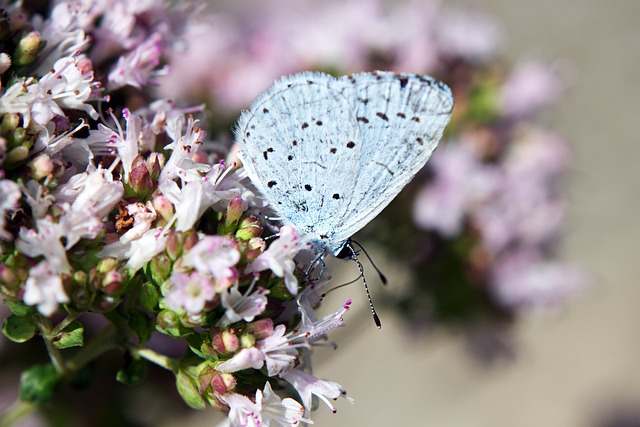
xmin=128 ymin=310 xmax=152 ymax=344
xmin=2 ymin=314 xmax=37 ymax=343
xmin=176 ymin=369 xmax=206 ymax=410
xmin=52 ymin=321 xmax=84 ymax=349
xmin=4 ymin=300 xmax=34 ymax=317
xmin=139 ymin=282 xmax=160 ymax=312
xmin=116 ymin=358 xmax=147 ymax=385
xmin=20 ymin=364 xmax=61 ymax=405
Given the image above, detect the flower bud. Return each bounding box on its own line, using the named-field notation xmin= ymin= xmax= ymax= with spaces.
xmin=149 ymin=253 xmax=172 ymax=284
xmin=0 ymin=53 xmax=11 ymax=74
xmin=221 ymin=330 xmax=239 ymax=353
xmin=28 ymin=154 xmax=53 ymax=181
xmin=244 ymin=237 xmax=266 ymax=262
xmin=239 ymin=333 xmax=255 ymax=349
xmin=147 ymin=152 xmax=163 ymax=180
xmin=14 ymin=31 xmax=43 ymax=66
xmin=152 ymin=194 xmax=174 ymax=223
xmin=235 ymin=217 xmax=263 ymax=240
xmin=211 ymin=373 xmax=236 ymax=395
xmin=6 ymin=145 xmax=28 ymax=165
xmin=220 ymin=196 xmax=243 ymax=233
xmin=97 ymin=257 xmax=119 ymax=273
xmin=1 ymin=113 xmax=20 ymax=133
xmin=129 ymin=156 xmax=154 ymax=198
xmin=247 ymin=318 xmax=274 ymax=340
xmin=101 ymin=271 xmax=124 ymax=295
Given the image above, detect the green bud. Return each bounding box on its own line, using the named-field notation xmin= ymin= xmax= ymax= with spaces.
xmin=235 ymin=217 xmax=263 ymax=240
xmin=219 ymin=196 xmax=243 ymax=234
xmin=6 ymin=145 xmax=28 ymax=165
xmin=97 ymin=257 xmax=119 ymax=273
xmin=239 ymin=333 xmax=255 ymax=349
xmin=14 ymin=31 xmax=43 ymax=66
xmin=149 ymin=253 xmax=172 ymax=284
xmin=1 ymin=113 xmax=20 ymax=133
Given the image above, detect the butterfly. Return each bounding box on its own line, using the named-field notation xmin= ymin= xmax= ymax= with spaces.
xmin=236 ymin=71 xmax=453 ymax=325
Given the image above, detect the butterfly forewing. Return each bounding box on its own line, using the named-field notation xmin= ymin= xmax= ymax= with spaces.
xmin=237 ymin=72 xmax=362 ymax=239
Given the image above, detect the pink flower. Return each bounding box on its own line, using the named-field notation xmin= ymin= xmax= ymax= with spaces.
xmin=220 ymin=382 xmax=308 ymax=427
xmin=245 ymin=226 xmax=301 ymax=295
xmin=413 ymin=140 xmax=498 ymax=236
xmin=108 ymin=33 xmax=168 ymax=90
xmin=184 ymin=236 xmax=240 ymax=288
xmin=0 ymin=180 xmax=21 ymax=240
xmin=501 ymin=61 xmax=565 ymax=118
xmin=220 ymin=283 xmax=269 ymax=326
xmin=435 ymin=7 xmax=502 ymax=61
xmin=281 ymin=369 xmax=353 ymax=416
xmin=216 ymin=324 xmax=304 ymax=376
xmin=164 ymin=271 xmax=215 ymax=315
xmin=491 ymin=250 xmax=589 ymax=310
xmin=23 ymin=260 xmax=69 ymax=316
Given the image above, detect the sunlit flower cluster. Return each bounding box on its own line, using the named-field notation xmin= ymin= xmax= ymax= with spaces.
xmin=0 ymin=1 xmax=354 ymax=425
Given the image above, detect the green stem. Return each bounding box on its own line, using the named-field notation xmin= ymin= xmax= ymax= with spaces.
xmin=0 ymin=401 xmax=36 ymax=427
xmin=125 ymin=344 xmax=179 ymax=373
xmin=35 ymin=316 xmax=66 ymax=375
xmin=65 ymin=323 xmax=120 ymax=373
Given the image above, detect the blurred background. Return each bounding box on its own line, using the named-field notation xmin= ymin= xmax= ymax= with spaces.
xmin=182 ymin=0 xmax=636 ymax=425
xmin=2 ymin=0 xmax=638 ymax=426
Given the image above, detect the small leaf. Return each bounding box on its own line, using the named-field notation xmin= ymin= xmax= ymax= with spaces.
xmin=128 ymin=310 xmax=152 ymax=344
xmin=117 ymin=359 xmax=147 ymax=385
xmin=20 ymin=364 xmax=61 ymax=405
xmin=52 ymin=321 xmax=84 ymax=349
xmin=4 ymin=300 xmax=34 ymax=317
xmin=2 ymin=314 xmax=37 ymax=343
xmin=139 ymin=282 xmax=160 ymax=312
xmin=176 ymin=369 xmax=206 ymax=410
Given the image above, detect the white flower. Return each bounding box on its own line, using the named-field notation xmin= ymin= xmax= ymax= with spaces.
xmin=183 ymin=236 xmax=240 ymax=286
xmin=216 ymin=324 xmax=307 ymax=377
xmin=108 ymin=33 xmax=169 ymax=90
xmin=158 ymin=114 xmax=205 ymax=183
xmin=16 ymin=216 xmax=70 ymax=273
xmin=219 ymin=282 xmax=269 ymax=327
xmin=245 ymin=226 xmax=301 ymax=295
xmin=164 ymin=271 xmax=215 ymax=315
xmin=220 ymin=382 xmax=309 ymax=427
xmin=0 ymin=180 xmax=21 ymax=240
xmin=159 ymin=162 xmax=242 ymax=231
xmin=119 ymin=201 xmax=156 ymax=243
xmin=59 ymin=167 xmax=124 ymax=248
xmin=23 ymin=260 xmax=69 ymax=316
xmin=281 ymin=369 xmax=353 ymax=416
xmin=99 ymin=227 xmax=168 ymax=271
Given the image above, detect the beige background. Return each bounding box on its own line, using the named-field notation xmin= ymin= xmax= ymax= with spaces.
xmin=178 ymin=1 xmax=639 ymax=426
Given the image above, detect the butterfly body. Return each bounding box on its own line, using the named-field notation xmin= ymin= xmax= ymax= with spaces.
xmin=236 ymin=71 xmax=453 ymax=256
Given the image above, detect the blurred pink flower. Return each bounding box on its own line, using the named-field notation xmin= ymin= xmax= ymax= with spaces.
xmin=501 ymin=61 xmax=565 ymax=118
xmin=165 ymin=271 xmax=215 ymax=315
xmin=491 ymin=249 xmax=588 ymax=310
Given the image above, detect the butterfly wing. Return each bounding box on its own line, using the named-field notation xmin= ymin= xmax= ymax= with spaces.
xmin=236 ymin=71 xmax=453 ymax=253
xmin=236 ymin=72 xmax=362 ymax=244
xmin=326 ymin=71 xmax=454 ymax=244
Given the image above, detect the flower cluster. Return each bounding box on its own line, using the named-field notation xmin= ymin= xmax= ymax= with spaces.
xmin=0 ymin=1 xmax=353 ymax=426
xmin=158 ymin=0 xmax=588 ymax=359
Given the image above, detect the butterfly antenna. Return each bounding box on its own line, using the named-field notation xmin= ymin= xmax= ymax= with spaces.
xmin=347 ymin=242 xmax=381 ymax=329
xmin=350 ymin=240 xmax=387 ymax=285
